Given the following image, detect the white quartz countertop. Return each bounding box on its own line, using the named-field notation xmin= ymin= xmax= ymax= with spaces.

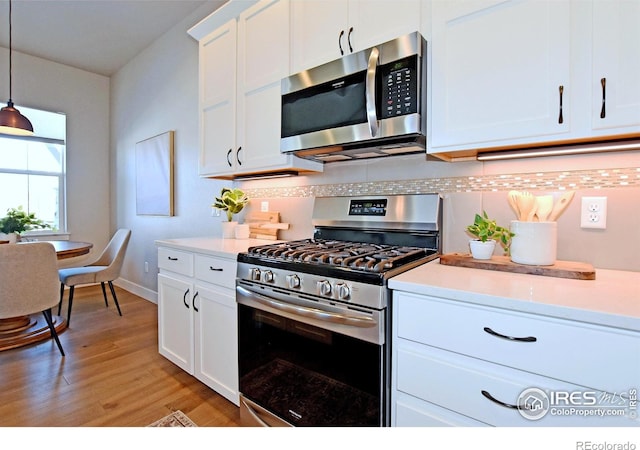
xmin=388 ymin=260 xmax=640 ymax=332
xmin=155 ymin=237 xmax=277 ymax=259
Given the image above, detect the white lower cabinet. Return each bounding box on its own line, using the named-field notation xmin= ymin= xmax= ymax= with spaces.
xmin=392 ymin=291 xmax=640 ymax=427
xmin=157 ymin=247 xmax=239 ymax=406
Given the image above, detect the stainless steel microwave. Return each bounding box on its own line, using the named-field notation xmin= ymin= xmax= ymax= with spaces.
xmin=280 ymin=32 xmax=427 ymax=163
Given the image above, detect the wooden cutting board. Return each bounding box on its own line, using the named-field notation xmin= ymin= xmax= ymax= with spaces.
xmin=245 ymin=211 xmax=289 ymax=240
xmin=439 ymin=253 xmax=596 ymax=280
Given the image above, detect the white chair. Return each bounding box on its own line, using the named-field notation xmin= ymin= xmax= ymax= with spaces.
xmin=0 ymin=242 xmax=65 ymax=356
xmin=58 ymin=229 xmax=131 ymax=326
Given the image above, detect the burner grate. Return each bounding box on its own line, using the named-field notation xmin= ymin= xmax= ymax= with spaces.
xmin=247 ymin=239 xmax=428 ymax=273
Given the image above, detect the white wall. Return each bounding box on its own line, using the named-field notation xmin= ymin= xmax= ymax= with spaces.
xmin=110 ymin=3 xmax=228 ymax=301
xmin=0 ymin=47 xmax=111 ymax=257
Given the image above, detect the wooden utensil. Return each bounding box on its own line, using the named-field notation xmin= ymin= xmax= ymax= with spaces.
xmin=507 ymin=190 xmax=521 ymax=219
xmin=517 ymin=191 xmax=537 ymax=221
xmin=548 ymin=191 xmax=575 ymax=221
xmin=535 ymin=195 xmax=554 ymax=221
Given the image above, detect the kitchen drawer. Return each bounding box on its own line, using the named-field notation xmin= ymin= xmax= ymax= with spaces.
xmin=158 ymin=247 xmax=194 ymax=277
xmin=395 ymin=292 xmax=640 ymax=393
xmin=396 ymin=341 xmax=637 ymax=427
xmin=195 ymin=254 xmax=236 ymax=289
xmin=394 ymin=392 xmax=487 ymax=427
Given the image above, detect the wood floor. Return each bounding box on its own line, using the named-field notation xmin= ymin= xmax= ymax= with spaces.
xmin=0 ymin=284 xmax=241 ymax=427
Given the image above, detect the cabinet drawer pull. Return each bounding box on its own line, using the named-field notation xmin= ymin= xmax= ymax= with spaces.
xmin=183 ymin=288 xmax=190 ymax=309
xmin=193 ymin=291 xmax=199 ymax=313
xmin=209 ymin=266 xmax=223 ymax=272
xmin=481 ymin=390 xmax=520 ymax=410
xmin=483 ymin=326 xmax=537 ymax=342
xmin=347 ymin=26 xmax=353 ymax=53
xmin=167 ymin=256 xmax=178 ymax=261
xmin=338 ymin=29 xmax=345 ymax=55
xmin=236 ymin=146 xmax=242 ymax=166
xmin=600 ymin=77 xmax=606 ymax=118
xmin=558 ymin=85 xmax=564 ymax=124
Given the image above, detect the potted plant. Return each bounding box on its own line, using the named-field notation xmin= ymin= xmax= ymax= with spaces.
xmin=212 ymin=187 xmax=249 ymax=238
xmin=465 ymin=210 xmax=514 ymax=259
xmin=0 ymin=206 xmax=50 ymax=243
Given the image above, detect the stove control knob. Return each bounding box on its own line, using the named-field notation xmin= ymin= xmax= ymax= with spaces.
xmin=335 ymin=282 xmax=350 ymax=300
xmin=317 ymin=280 xmax=332 ymax=296
xmin=262 ymin=270 xmax=274 ymax=283
xmin=286 ymin=274 xmax=300 ymax=289
xmin=250 ymin=268 xmax=261 ymax=281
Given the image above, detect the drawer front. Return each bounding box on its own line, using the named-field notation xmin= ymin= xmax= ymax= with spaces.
xmin=395 ymin=292 xmax=640 ymax=393
xmin=394 ymin=392 xmax=487 ymax=427
xmin=396 ymin=342 xmax=638 ymax=427
xmin=158 ymin=247 xmax=194 ymax=277
xmin=195 ymin=254 xmax=236 ymax=289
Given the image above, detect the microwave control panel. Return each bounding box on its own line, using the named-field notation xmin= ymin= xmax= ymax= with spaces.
xmin=378 ymin=55 xmax=418 ymax=119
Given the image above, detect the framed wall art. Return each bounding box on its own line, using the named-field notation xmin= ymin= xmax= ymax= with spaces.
xmin=135 ymin=131 xmax=174 ymax=216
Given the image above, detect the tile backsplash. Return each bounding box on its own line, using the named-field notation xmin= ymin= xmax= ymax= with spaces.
xmin=238 ymin=154 xmax=640 ymax=272
xmin=243 ymin=166 xmax=640 ymax=199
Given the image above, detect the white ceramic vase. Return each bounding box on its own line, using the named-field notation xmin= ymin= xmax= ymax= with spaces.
xmin=221 ymin=221 xmax=237 ymax=239
xmin=469 ymin=239 xmax=496 ymax=260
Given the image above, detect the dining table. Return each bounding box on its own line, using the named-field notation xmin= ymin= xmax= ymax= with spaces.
xmin=0 ymin=240 xmax=93 ymax=352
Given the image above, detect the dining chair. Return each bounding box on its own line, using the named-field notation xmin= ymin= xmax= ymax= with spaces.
xmin=58 ymin=229 xmax=131 ymax=326
xmin=0 ymin=242 xmax=65 ymax=356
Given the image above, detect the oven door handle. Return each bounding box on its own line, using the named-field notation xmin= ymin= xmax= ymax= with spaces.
xmin=236 ymin=285 xmax=377 ymax=328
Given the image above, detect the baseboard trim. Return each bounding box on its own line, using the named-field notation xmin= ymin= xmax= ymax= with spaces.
xmin=113 ymin=278 xmax=157 ymax=304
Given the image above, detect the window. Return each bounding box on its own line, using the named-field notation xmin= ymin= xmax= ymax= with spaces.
xmin=0 ymin=107 xmax=66 ymax=232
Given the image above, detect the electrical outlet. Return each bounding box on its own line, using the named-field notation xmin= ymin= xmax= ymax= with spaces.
xmin=580 ymin=196 xmax=607 ymax=229
xmin=261 ymin=201 xmax=269 ymax=212
xmin=144 ymin=261 xmax=149 ymax=273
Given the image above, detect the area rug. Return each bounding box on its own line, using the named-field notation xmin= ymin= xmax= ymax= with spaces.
xmin=147 ymin=410 xmax=198 ymax=427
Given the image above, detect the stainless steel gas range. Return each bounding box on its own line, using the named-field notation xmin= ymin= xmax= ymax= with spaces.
xmin=235 ymin=193 xmax=442 ymax=427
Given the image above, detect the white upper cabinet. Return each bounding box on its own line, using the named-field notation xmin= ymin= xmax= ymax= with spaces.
xmin=429 ymin=0 xmax=640 ymax=159
xmin=590 ymin=0 xmax=640 ymax=134
xmin=194 ymin=0 xmax=322 ymax=179
xmin=291 ymin=0 xmax=421 ymax=73
xmin=430 ymin=0 xmax=571 ymax=155
xmin=199 ymin=20 xmax=238 ymax=175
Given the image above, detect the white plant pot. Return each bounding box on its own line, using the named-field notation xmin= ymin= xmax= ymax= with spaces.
xmin=469 ymin=239 xmax=496 ymax=260
xmin=221 ymin=221 xmax=237 ymax=239
xmin=234 ymin=223 xmax=250 ymax=239
xmin=0 ymin=232 xmax=18 ymax=244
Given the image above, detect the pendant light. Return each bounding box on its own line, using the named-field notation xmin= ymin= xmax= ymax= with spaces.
xmin=0 ymin=0 xmax=33 ymax=136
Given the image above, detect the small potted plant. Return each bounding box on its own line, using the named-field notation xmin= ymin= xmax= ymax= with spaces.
xmin=212 ymin=187 xmax=249 ymax=238
xmin=465 ymin=210 xmax=514 ymax=259
xmin=0 ymin=206 xmax=50 ymax=243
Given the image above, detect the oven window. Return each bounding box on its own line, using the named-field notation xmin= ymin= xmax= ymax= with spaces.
xmin=238 ymin=304 xmax=384 ymax=427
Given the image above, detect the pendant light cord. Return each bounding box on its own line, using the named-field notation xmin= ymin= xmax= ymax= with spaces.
xmin=7 ymin=0 xmax=13 ymax=103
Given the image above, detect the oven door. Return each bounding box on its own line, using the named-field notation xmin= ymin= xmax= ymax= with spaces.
xmin=236 ymin=282 xmax=388 ymax=427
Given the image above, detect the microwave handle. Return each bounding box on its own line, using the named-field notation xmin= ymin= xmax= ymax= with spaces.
xmin=365 ymin=46 xmax=379 ymax=138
